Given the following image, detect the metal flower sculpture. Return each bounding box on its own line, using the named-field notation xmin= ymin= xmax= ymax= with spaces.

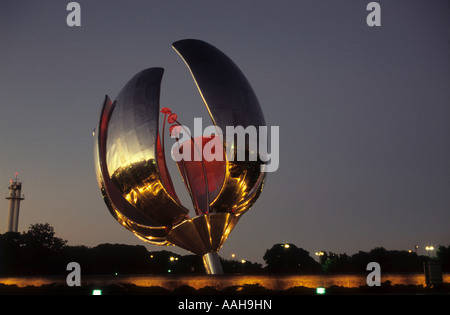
xmin=94 ymin=39 xmax=266 ymax=274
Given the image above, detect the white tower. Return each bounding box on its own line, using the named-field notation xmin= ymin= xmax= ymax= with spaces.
xmin=6 ymin=173 xmax=24 ymax=232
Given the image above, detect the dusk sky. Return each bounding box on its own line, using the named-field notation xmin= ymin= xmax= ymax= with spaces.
xmin=1 ymin=0 xmax=449 ymax=263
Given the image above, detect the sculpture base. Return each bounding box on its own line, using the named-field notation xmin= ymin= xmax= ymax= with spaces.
xmin=202 ymin=252 xmax=223 ymax=275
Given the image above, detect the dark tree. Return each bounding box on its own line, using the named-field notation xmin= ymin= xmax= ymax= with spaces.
xmin=0 ymin=232 xmax=21 ymax=275
xmin=17 ymin=223 xmax=67 ymax=274
xmin=436 ymin=245 xmax=450 ymax=272
xmin=221 ymin=258 xmax=263 ymax=274
xmin=321 ymin=252 xmax=351 ymax=273
xmin=263 ymin=243 xmax=320 ymax=273
xmin=21 ymin=223 xmax=67 ymax=251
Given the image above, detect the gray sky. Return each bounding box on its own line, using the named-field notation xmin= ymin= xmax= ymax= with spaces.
xmin=1 ymin=0 xmax=449 ymax=263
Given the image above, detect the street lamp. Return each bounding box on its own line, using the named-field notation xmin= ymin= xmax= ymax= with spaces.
xmin=425 ymin=246 xmax=434 ymax=257
xmin=315 ymin=251 xmax=325 ymax=264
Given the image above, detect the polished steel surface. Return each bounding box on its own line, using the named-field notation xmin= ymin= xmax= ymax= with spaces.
xmin=202 ymin=252 xmax=224 ymax=275
xmin=167 ymin=213 xmax=239 ymax=256
xmin=94 ymin=94 xmax=171 ymax=245
xmin=172 ymin=39 xmax=266 ymax=131
xmin=172 ymin=39 xmax=267 ymax=216
xmin=95 ymin=39 xmax=267 ymax=273
xmin=106 ymin=68 xmax=189 ymax=227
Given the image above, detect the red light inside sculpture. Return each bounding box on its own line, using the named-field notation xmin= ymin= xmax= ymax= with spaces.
xmin=160 ymin=107 xmax=225 ymax=216
xmin=175 ymin=135 xmax=225 ymax=215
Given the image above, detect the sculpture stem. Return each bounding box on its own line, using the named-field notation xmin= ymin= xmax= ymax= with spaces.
xmin=202 ymin=252 xmax=223 ymax=275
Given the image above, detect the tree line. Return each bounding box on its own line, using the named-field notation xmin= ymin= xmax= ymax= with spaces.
xmin=0 ymin=223 xmax=448 ymax=276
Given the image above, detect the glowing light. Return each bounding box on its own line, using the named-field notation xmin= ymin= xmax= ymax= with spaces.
xmin=92 ymin=289 xmax=102 ymax=295
xmin=283 ymin=244 xmax=290 ymax=249
xmin=316 ymin=287 xmax=326 ymax=294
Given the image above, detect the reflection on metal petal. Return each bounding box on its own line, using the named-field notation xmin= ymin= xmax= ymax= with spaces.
xmin=94 ymin=95 xmax=170 ymax=245
xmin=172 ymin=39 xmax=266 ymax=216
xmin=167 ymin=213 xmax=240 ymax=256
xmin=105 ymin=68 xmax=189 ymax=227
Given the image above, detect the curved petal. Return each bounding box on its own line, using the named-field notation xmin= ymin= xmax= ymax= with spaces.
xmin=97 ymin=68 xmax=189 ymax=229
xmin=167 ymin=213 xmax=240 ymax=256
xmin=172 ymin=39 xmax=266 ymax=129
xmin=94 ymin=95 xmax=169 ymax=245
xmin=172 ymin=39 xmax=266 ymax=215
